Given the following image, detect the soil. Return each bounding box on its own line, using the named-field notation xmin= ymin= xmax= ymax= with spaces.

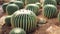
xmin=0 ymin=5 xmax=60 ymax=34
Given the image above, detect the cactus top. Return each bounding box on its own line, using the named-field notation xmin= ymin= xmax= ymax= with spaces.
xmin=43 ymin=0 xmax=57 ymax=6
xmin=26 ymin=4 xmax=39 ymax=7
xmin=13 ymin=9 xmax=36 ymax=16
xmin=43 ymin=4 xmax=57 ymax=9
xmin=9 ymin=28 xmax=26 ymax=34
xmin=13 ymin=28 xmax=24 ymax=33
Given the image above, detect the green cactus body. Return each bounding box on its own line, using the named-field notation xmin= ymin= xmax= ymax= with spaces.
xmin=58 ymin=12 xmax=60 ymax=22
xmin=2 ymin=3 xmax=8 ymax=13
xmin=25 ymin=4 xmax=39 ymax=15
xmin=16 ymin=0 xmax=25 ymax=5
xmin=27 ymin=0 xmax=40 ymax=4
xmin=14 ymin=1 xmax=24 ymax=9
xmin=6 ymin=4 xmax=19 ymax=15
xmin=35 ymin=2 xmax=41 ymax=8
xmin=43 ymin=4 xmax=57 ymax=18
xmin=43 ymin=0 xmax=57 ymax=6
xmin=9 ymin=28 xmax=26 ymax=34
xmin=5 ymin=16 xmax=11 ymax=26
xmin=11 ymin=9 xmax=37 ymax=32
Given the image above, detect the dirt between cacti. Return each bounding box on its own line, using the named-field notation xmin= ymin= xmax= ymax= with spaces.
xmin=0 ymin=5 xmax=60 ymax=34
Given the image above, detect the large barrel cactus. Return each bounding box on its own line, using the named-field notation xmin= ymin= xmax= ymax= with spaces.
xmin=43 ymin=4 xmax=57 ymax=18
xmin=5 ymin=16 xmax=11 ymax=26
xmin=2 ymin=3 xmax=8 ymax=13
xmin=27 ymin=0 xmax=40 ymax=4
xmin=6 ymin=4 xmax=19 ymax=15
xmin=9 ymin=28 xmax=26 ymax=34
xmin=58 ymin=12 xmax=60 ymax=22
xmin=14 ymin=1 xmax=24 ymax=9
xmin=11 ymin=9 xmax=37 ymax=32
xmin=43 ymin=0 xmax=57 ymax=6
xmin=25 ymin=4 xmax=39 ymax=15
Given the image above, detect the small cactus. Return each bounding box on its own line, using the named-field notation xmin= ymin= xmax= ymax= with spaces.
xmin=5 ymin=16 xmax=11 ymax=26
xmin=6 ymin=4 xmax=19 ymax=15
xmin=2 ymin=3 xmax=8 ymax=13
xmin=43 ymin=4 xmax=57 ymax=18
xmin=25 ymin=4 xmax=39 ymax=15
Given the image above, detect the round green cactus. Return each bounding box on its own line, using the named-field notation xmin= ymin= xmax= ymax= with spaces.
xmin=25 ymin=4 xmax=39 ymax=15
xmin=2 ymin=3 xmax=8 ymax=13
xmin=43 ymin=4 xmax=57 ymax=18
xmin=11 ymin=9 xmax=37 ymax=32
xmin=6 ymin=4 xmax=19 ymax=15
xmin=9 ymin=28 xmax=26 ymax=34
xmin=5 ymin=16 xmax=11 ymax=26
xmin=58 ymin=12 xmax=60 ymax=22
xmin=43 ymin=0 xmax=57 ymax=6
xmin=14 ymin=1 xmax=24 ymax=9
